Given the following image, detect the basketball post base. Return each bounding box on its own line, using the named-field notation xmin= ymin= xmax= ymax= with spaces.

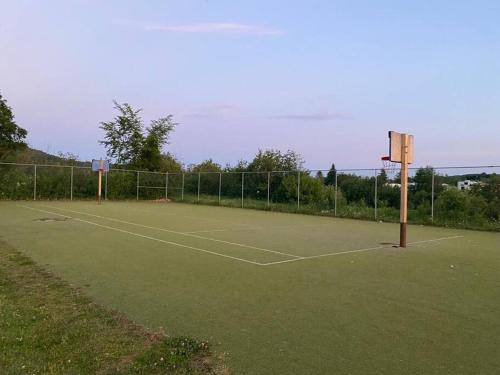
xmin=400 ymin=222 xmax=407 ymax=248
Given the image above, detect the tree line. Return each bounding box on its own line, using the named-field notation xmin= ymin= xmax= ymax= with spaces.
xmin=1 ymin=94 xmax=498 ymax=231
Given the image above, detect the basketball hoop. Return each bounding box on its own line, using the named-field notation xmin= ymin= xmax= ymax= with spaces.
xmin=381 ymin=156 xmax=399 ymax=179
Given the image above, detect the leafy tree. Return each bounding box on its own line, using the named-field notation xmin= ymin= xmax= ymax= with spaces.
xmin=247 ymin=149 xmax=304 ymax=172
xmin=0 ymin=92 xmax=27 ymax=157
xmin=99 ymin=101 xmax=176 ymax=168
xmin=435 ymin=189 xmax=467 ymax=222
xmin=189 ymin=159 xmax=222 ymax=173
xmin=324 ymin=163 xmax=336 ymax=186
xmin=160 ymin=152 xmax=183 ymax=173
xmin=315 ymin=170 xmax=325 ymax=184
xmin=377 ymin=169 xmax=388 ymax=186
xmin=138 ymin=117 xmax=176 ymax=171
xmin=413 ymin=167 xmax=434 ymax=192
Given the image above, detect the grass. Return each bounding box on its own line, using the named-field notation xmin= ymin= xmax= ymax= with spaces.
xmin=167 ymin=194 xmax=500 ymax=231
xmin=1 ymin=200 xmax=499 ymax=374
xmin=0 ymin=240 xmax=225 ymax=375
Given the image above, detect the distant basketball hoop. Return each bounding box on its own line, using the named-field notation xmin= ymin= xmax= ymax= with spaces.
xmin=382 ymin=131 xmax=414 ymax=248
xmin=92 ymin=159 xmax=110 ymax=204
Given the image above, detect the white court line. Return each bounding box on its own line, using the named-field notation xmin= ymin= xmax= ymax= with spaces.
xmin=261 ymin=235 xmax=464 ymax=266
xmin=39 ymin=204 xmax=301 ymax=259
xmin=18 ymin=204 xmax=465 ymax=268
xmin=183 ymin=229 xmax=230 ymax=234
xmin=18 ymin=205 xmax=265 ymax=266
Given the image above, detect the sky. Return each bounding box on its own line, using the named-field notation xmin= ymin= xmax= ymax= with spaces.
xmin=1 ymin=0 xmax=499 ymax=169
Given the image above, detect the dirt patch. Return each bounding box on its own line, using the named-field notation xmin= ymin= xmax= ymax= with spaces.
xmin=34 ymin=217 xmax=70 ymax=222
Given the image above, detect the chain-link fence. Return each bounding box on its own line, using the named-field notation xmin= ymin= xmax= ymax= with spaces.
xmin=1 ymin=162 xmax=499 ymax=230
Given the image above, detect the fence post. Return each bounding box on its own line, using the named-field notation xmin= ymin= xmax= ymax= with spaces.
xmin=197 ymin=172 xmax=201 ymax=202
xmin=181 ymin=173 xmax=185 ymax=201
xmin=375 ymin=169 xmax=378 ymax=220
xmin=33 ymin=164 xmax=37 ymax=201
xmin=297 ymin=171 xmax=301 ymax=210
xmin=165 ymin=172 xmax=169 ymax=200
xmin=334 ymin=172 xmax=338 ymax=216
xmin=218 ymin=172 xmax=222 ymax=205
xmin=431 ymin=168 xmax=435 ymax=222
xmin=267 ymin=172 xmax=270 ymax=208
xmin=70 ymin=166 xmax=74 ymax=201
xmin=241 ymin=172 xmax=245 ymax=208
xmin=136 ymin=171 xmax=139 ymax=200
xmin=373 ymin=169 xmax=378 ymax=220
xmin=104 ymin=171 xmax=108 ymax=200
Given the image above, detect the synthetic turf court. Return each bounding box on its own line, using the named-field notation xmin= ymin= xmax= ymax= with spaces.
xmin=1 ymin=201 xmax=499 ymax=374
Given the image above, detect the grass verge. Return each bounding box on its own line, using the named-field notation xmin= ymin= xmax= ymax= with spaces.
xmin=0 ymin=240 xmax=227 ymax=375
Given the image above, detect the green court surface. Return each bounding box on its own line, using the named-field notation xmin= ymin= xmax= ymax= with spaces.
xmin=1 ymin=201 xmax=499 ymax=374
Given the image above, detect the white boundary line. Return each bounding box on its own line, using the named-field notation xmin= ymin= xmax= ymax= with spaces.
xmin=38 ymin=204 xmax=301 ymax=259
xmin=260 ymin=235 xmax=464 ymax=266
xmin=18 ymin=205 xmax=266 ymax=266
xmin=17 ymin=204 xmax=465 ymax=268
xmin=183 ymin=229 xmax=230 ymax=234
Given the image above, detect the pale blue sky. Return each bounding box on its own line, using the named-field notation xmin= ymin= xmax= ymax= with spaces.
xmin=1 ymin=0 xmax=499 ymax=168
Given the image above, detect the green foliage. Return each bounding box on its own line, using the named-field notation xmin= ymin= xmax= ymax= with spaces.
xmin=99 ymin=101 xmax=176 ymax=169
xmin=324 ymin=163 xmax=336 ymax=186
xmin=247 ymin=149 xmax=304 ymax=172
xmin=0 ymin=92 xmax=27 ymax=157
xmin=160 ymin=153 xmax=183 ymax=173
xmin=99 ymin=101 xmax=144 ymax=165
xmin=189 ymin=159 xmax=222 ymax=173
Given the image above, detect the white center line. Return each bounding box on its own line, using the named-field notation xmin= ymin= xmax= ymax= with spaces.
xmin=39 ymin=204 xmax=301 ymax=259
xmin=261 ymin=235 xmax=464 ymax=266
xmin=18 ymin=205 xmax=266 ymax=266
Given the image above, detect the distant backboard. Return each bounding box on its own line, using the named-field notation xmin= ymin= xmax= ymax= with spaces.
xmin=91 ymin=159 xmax=110 ymax=172
xmin=388 ymin=131 xmax=414 ymax=164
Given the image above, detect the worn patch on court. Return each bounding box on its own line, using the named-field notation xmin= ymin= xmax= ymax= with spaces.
xmin=34 ymin=217 xmax=71 ymax=222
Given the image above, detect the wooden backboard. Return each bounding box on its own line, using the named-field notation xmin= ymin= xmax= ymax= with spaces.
xmin=388 ymin=131 xmax=414 ymax=164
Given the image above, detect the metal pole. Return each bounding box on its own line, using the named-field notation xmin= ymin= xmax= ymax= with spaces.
xmin=241 ymin=172 xmax=245 ymax=208
xmin=267 ymin=172 xmax=270 ymax=208
xmin=70 ymin=166 xmax=74 ymax=201
xmin=181 ymin=173 xmax=185 ymax=201
xmin=374 ymin=169 xmax=378 ymax=220
xmin=165 ymin=172 xmax=169 ymax=200
xmin=197 ymin=172 xmax=201 ymax=202
xmin=431 ymin=168 xmax=435 ymax=222
xmin=297 ymin=171 xmax=301 ymax=210
xmin=218 ymin=172 xmax=222 ymax=205
xmin=33 ymin=164 xmax=37 ymax=201
xmin=104 ymin=171 xmax=108 ymax=200
xmin=136 ymin=171 xmax=139 ymax=200
xmin=334 ymin=172 xmax=338 ymax=216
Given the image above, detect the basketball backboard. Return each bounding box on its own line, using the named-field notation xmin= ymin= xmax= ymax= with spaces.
xmin=91 ymin=159 xmax=110 ymax=172
xmin=388 ymin=131 xmax=414 ymax=164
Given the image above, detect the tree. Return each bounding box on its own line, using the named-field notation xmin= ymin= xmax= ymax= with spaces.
xmin=247 ymin=149 xmax=304 ymax=172
xmin=413 ymin=167 xmax=434 ymax=193
xmin=0 ymin=92 xmax=27 ymax=156
xmin=378 ymin=169 xmax=388 ymax=185
xmin=160 ymin=152 xmax=183 ymax=173
xmin=324 ymin=163 xmax=336 ymax=186
xmin=99 ymin=101 xmax=176 ymax=168
xmin=190 ymin=159 xmax=222 ymax=173
xmin=138 ymin=117 xmax=176 ymax=171
xmin=315 ymin=171 xmax=325 ymax=184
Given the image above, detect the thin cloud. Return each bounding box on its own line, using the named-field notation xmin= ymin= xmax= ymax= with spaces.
xmin=185 ymin=104 xmax=242 ymax=118
xmin=268 ymin=112 xmax=349 ymax=121
xmin=115 ymin=19 xmax=283 ymax=36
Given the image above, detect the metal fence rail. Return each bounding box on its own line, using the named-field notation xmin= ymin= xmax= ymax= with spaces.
xmin=1 ymin=162 xmax=499 ymax=230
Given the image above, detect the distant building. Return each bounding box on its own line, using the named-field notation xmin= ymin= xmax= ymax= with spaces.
xmin=457 ymin=180 xmax=480 ymax=191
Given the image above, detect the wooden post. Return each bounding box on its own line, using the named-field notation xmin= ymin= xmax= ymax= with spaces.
xmin=399 ymin=134 xmax=409 ymax=247
xmin=98 ymin=169 xmax=102 ymax=205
